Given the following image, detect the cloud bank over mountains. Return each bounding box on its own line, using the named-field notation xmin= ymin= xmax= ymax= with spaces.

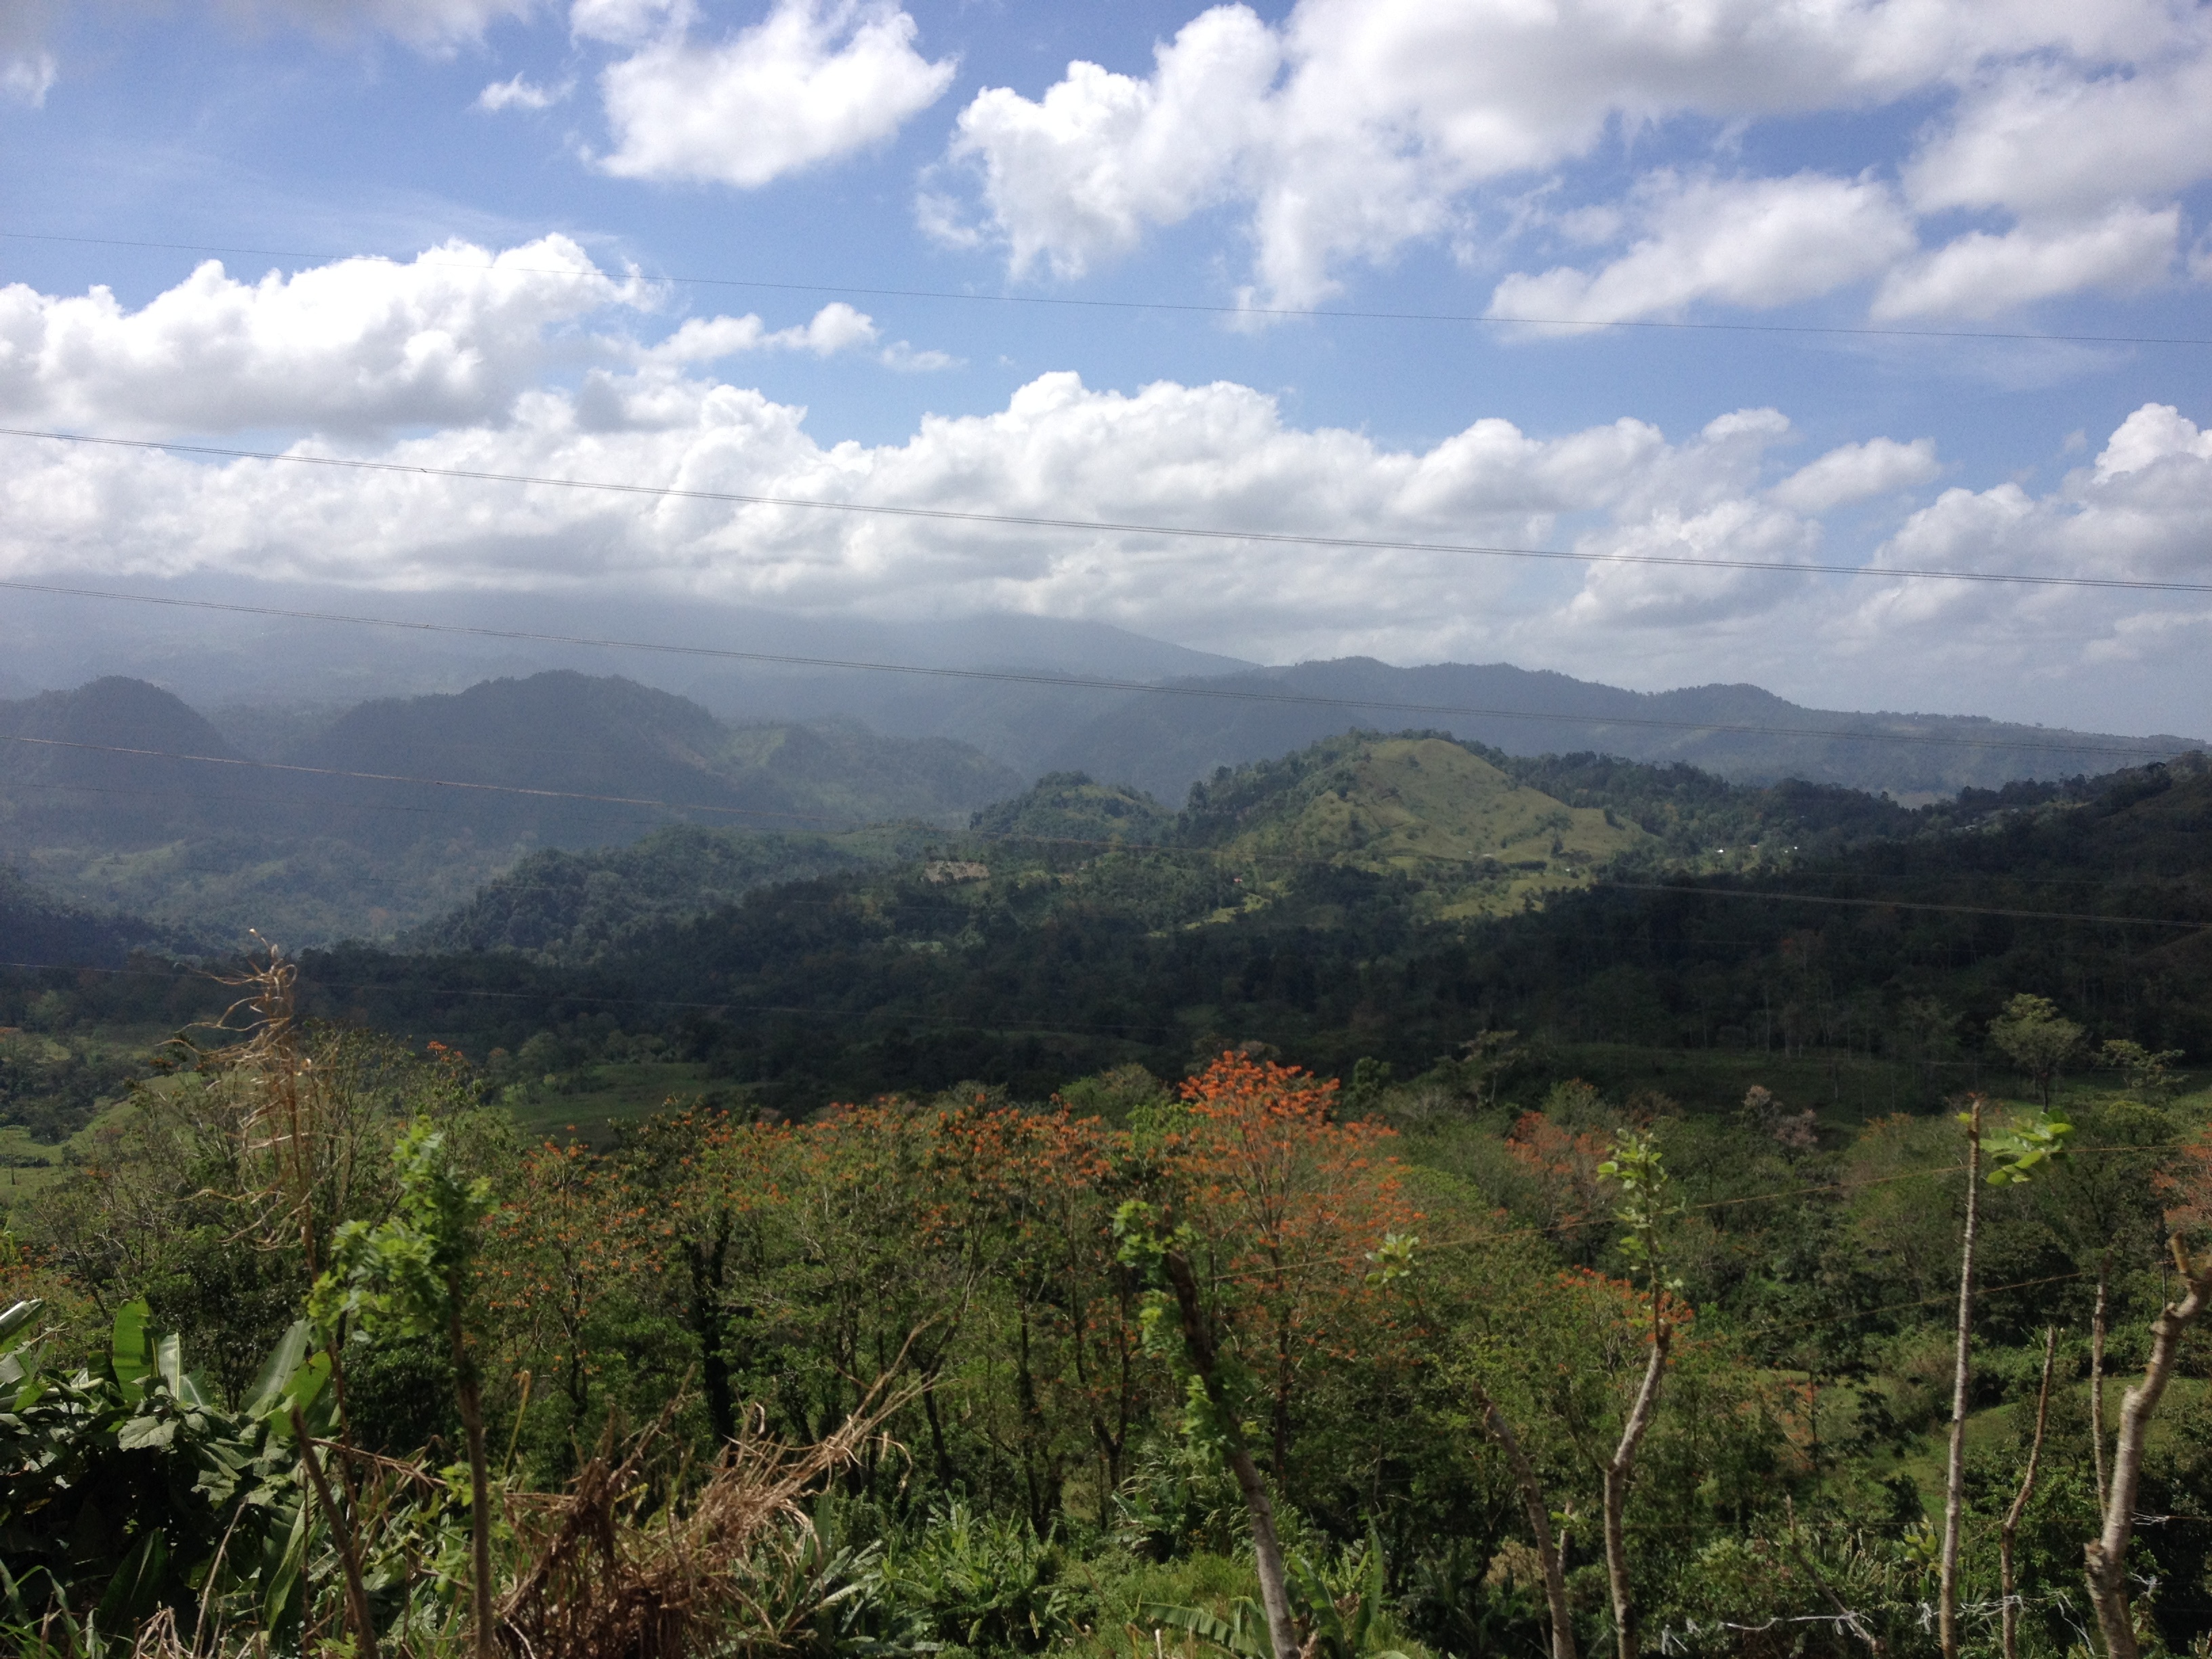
xmin=0 ymin=240 xmax=2206 ymax=728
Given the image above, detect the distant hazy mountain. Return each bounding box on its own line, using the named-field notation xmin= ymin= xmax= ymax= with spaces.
xmin=268 ymin=671 xmax=1023 ymax=851
xmin=7 ymin=579 xmax=2194 ymax=802
xmin=1030 ymin=659 xmax=2203 ymax=802
xmin=0 ymin=676 xmax=260 ymax=846
xmin=0 ymin=672 xmax=1024 ymax=945
xmin=0 ymin=580 xmax=1251 ymax=718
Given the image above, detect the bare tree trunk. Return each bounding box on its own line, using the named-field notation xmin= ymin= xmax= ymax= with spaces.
xmin=2085 ymin=1242 xmax=2212 ymax=1659
xmin=291 ymin=1404 xmax=378 ymax=1659
xmin=2091 ymin=1261 xmax=2110 ymax=1514
xmin=1940 ymin=1097 xmax=1983 ymax=1659
xmin=1162 ymin=1249 xmax=1299 ymax=1659
xmin=1474 ymin=1382 xmax=1577 ymax=1659
xmin=2001 ymin=1327 xmax=2058 ymax=1659
xmin=1603 ymin=1328 xmax=1670 ymax=1659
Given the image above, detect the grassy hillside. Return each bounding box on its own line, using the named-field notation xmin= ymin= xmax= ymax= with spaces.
xmin=1183 ymin=733 xmax=1650 ymax=917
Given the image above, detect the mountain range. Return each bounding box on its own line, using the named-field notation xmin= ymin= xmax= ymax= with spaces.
xmin=0 ymin=672 xmax=1021 ymax=946
xmin=2 ymin=645 xmax=2203 ymax=951
xmin=3 ymin=584 xmax=2194 ymax=800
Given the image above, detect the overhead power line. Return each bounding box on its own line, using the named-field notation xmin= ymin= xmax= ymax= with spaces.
xmin=0 ymin=578 xmax=2196 ymax=763
xmin=5 ymin=228 xmax=2209 ymax=350
xmin=5 ymin=428 xmax=2209 ymax=599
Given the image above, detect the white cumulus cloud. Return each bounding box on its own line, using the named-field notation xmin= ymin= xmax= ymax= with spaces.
xmin=2095 ymin=403 xmax=2212 ymax=480
xmin=0 ymin=238 xmax=631 ymax=438
xmin=1771 ymin=438 xmax=1942 ymax=514
xmin=3 ymin=368 xmax=2206 ymax=716
xmin=0 ymin=242 xmax=951 ymax=438
xmin=944 ymin=6 xmax=1281 ymax=280
xmin=1856 ymin=407 xmax=2212 ymax=627
xmin=1489 ymin=173 xmax=1915 ymax=328
xmin=1906 ymin=52 xmax=2212 ymax=221
xmin=937 ymin=0 xmax=2212 ymax=319
xmin=596 ymin=0 xmax=956 ymax=188
xmin=1872 ymin=206 xmax=2179 ymax=321
xmin=638 ymin=302 xmax=879 ymax=365
xmin=476 ymin=72 xmax=570 ymax=110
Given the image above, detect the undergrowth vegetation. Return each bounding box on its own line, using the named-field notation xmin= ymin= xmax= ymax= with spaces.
xmin=3 ymin=942 xmax=2209 ymax=1658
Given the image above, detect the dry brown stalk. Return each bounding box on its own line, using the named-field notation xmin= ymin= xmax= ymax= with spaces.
xmin=498 ymin=1366 xmax=920 ymax=1659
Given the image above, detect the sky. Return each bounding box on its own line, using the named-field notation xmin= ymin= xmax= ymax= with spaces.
xmin=1 ymin=0 xmax=2209 ymax=735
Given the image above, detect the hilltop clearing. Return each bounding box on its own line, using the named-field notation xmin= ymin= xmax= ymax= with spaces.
xmin=1181 ymin=733 xmax=1650 ymax=918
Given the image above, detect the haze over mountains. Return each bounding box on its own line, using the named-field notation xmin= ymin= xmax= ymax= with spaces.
xmin=1 ymin=594 xmax=2202 ymax=950
xmin=2 ymin=586 xmax=2195 ymax=799
xmin=0 ymin=672 xmax=1021 ymax=946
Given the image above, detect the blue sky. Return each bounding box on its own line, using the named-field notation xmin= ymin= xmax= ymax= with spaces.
xmin=1 ymin=0 xmax=2209 ymax=735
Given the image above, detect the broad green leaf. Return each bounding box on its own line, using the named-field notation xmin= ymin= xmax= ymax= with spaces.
xmin=117 ymin=1413 xmax=178 ymax=1452
xmin=261 ymin=1491 xmax=310 ymax=1635
xmin=155 ymin=1331 xmax=183 ymax=1397
xmin=0 ymin=1298 xmax=41 ymax=1353
xmin=245 ymin=1320 xmax=312 ymax=1419
xmin=265 ymin=1351 xmax=332 ymax=1440
xmin=110 ymin=1300 xmax=154 ymax=1404
xmin=95 ymin=1526 xmax=167 ymax=1631
xmin=1145 ymin=1602 xmax=1269 ymax=1659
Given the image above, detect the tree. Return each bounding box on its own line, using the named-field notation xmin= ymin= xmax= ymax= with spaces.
xmin=1115 ymin=1054 xmax=1414 ymax=1659
xmin=2100 ymin=1038 xmax=2184 ymax=1102
xmin=2084 ymin=1240 xmax=2212 ymax=1658
xmin=1988 ymin=994 xmax=2085 ymax=1107
xmin=486 ymin=1136 xmax=641 ymax=1439
xmin=311 ymin=1118 xmax=499 ymax=1659
xmin=2000 ymin=1326 xmax=2058 ymax=1659
xmin=1468 ymin=1376 xmax=1576 ymax=1659
xmin=1941 ymin=1097 xmax=2072 ymax=1659
xmin=1594 ymin=1130 xmax=1679 ymax=1659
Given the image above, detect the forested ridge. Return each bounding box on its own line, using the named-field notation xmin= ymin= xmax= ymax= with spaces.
xmin=0 ymin=672 xmax=1024 ymax=946
xmin=2 ymin=734 xmax=2209 ymax=1659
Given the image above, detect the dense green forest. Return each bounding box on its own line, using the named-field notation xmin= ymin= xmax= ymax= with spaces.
xmin=3 ymin=730 xmax=2209 ymax=1658
xmin=4 ymin=960 xmax=2208 ymax=1659
xmin=5 ymin=733 xmax=2206 ymax=1133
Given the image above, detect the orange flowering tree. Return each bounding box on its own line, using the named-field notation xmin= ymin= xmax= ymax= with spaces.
xmin=909 ymin=1097 xmax=1142 ymax=1529
xmin=1504 ymin=1106 xmax=1614 ymax=1259
xmin=1116 ymin=1053 xmax=1418 ymax=1659
xmin=484 ymin=1137 xmax=644 ymax=1431
xmin=611 ymin=1106 xmax=796 ymax=1450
